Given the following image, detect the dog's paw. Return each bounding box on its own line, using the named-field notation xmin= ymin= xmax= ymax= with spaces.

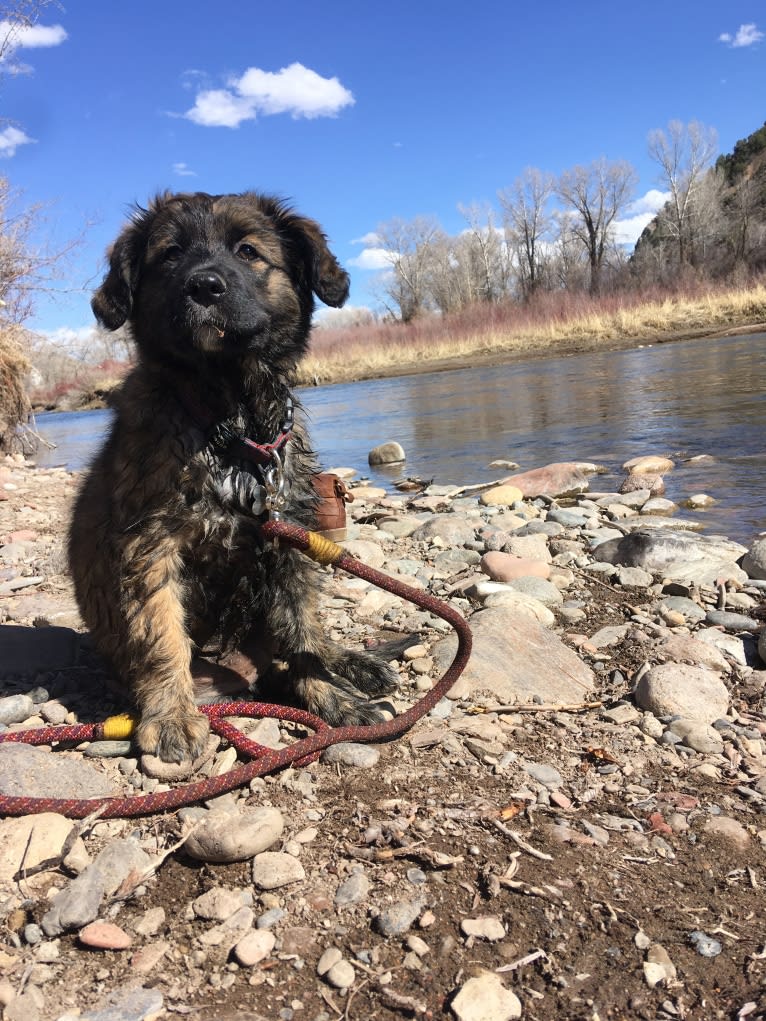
xmin=135 ymin=711 xmax=210 ymax=763
xmin=330 ymin=649 xmax=399 ymax=697
xmin=301 ymin=677 xmax=388 ymax=728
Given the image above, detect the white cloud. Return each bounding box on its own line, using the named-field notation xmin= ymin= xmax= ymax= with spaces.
xmin=719 ymin=23 xmax=763 ymax=47
xmin=0 ymin=20 xmax=67 ymax=49
xmin=347 ymin=247 xmax=393 ymax=270
xmin=172 ymin=161 xmax=197 ymax=177
xmin=613 ymin=189 xmax=670 ymax=245
xmin=183 ymin=62 xmax=354 ymax=128
xmin=0 ymin=19 xmax=67 ymax=74
xmin=0 ymin=125 xmax=34 ymax=157
xmin=351 ymin=231 xmax=381 ymax=246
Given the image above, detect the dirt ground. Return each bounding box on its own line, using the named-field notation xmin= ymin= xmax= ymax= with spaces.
xmin=1 ymin=457 xmax=765 ymax=1021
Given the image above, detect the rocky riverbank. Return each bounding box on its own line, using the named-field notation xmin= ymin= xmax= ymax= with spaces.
xmin=0 ymin=452 xmax=765 ymax=1021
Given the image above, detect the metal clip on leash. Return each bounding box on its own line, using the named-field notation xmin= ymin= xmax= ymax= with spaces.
xmin=264 ymin=449 xmax=286 ymax=523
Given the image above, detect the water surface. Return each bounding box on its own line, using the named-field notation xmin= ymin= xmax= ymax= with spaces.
xmin=33 ymin=332 xmax=766 ymax=545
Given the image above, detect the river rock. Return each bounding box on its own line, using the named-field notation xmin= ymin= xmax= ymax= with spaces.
xmin=0 ymin=813 xmax=75 ymax=887
xmin=480 ymin=588 xmax=555 ymax=627
xmin=335 ymin=869 xmax=371 ymax=906
xmin=79 ymin=921 xmax=132 ymax=950
xmin=368 ymin=441 xmax=405 ymax=465
xmin=450 ymin=972 xmax=522 ymax=1021
xmin=192 ymin=886 xmax=252 ymax=921
xmin=593 ymin=529 xmax=748 ymax=586
xmin=502 ymin=532 xmax=552 ymax=563
xmin=321 ymin=742 xmax=380 ymax=768
xmin=705 ymin=609 xmax=761 ymax=632
xmin=623 ymin=455 xmax=675 ymax=474
xmin=621 ymin=473 xmax=665 ymax=495
xmin=78 ymin=986 xmax=164 ymax=1021
xmin=411 ymin=514 xmax=477 ymax=545
xmin=341 ymin=539 xmax=386 ymax=569
xmin=0 ymin=743 xmax=114 ymax=800
xmin=42 ymin=837 xmax=153 ymax=936
xmin=479 ymin=485 xmax=523 ymax=507
xmin=374 ymin=514 xmax=425 ymax=538
xmin=742 ymin=537 xmax=766 ymax=580
xmin=667 ymin=718 xmax=725 ymax=754
xmin=480 ymin=551 xmax=551 ymax=584
xmin=182 ymin=806 xmax=284 ymax=863
xmin=460 ymin=916 xmax=505 ymax=941
xmin=432 ymin=605 xmax=595 ymax=704
xmin=635 ymin=663 xmax=730 ymax=724
xmin=252 ymin=851 xmax=306 ymax=889
xmin=373 ymin=896 xmax=424 ymax=937
xmin=500 ymin=461 xmax=596 ymax=499
xmin=504 ymin=576 xmax=563 ymax=606
xmin=0 ymin=624 xmax=80 ymax=675
xmin=642 ymin=497 xmax=678 ymax=515
xmin=0 ymin=693 xmax=34 ymax=725
xmin=234 ymin=928 xmax=276 ymax=966
xmin=655 ymin=634 xmax=730 ymax=673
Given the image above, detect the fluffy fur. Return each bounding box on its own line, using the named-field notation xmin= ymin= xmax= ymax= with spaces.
xmin=68 ymin=191 xmax=396 ymax=762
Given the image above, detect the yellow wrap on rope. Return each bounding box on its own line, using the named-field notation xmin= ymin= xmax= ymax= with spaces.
xmin=303 ymin=530 xmax=345 ymax=566
xmin=101 ymin=712 xmax=138 ymax=740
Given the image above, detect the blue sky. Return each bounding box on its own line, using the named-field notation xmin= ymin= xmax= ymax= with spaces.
xmin=2 ymin=0 xmax=765 ymax=342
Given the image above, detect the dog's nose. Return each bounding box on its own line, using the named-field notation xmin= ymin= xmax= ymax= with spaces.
xmin=185 ymin=270 xmax=227 ymax=306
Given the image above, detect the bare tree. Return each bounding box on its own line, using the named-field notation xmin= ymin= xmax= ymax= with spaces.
xmin=457 ymin=202 xmax=509 ymax=303
xmin=555 ymin=158 xmax=637 ymax=296
xmin=647 ymin=120 xmax=718 ymax=268
xmin=374 ymin=215 xmax=444 ymax=321
xmin=498 ymin=168 xmax=554 ymax=300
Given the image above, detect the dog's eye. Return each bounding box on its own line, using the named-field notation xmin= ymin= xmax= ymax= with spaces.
xmin=162 ymin=245 xmax=183 ymax=263
xmin=235 ymin=243 xmax=259 ymax=262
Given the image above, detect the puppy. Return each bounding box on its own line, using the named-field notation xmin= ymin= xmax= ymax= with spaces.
xmin=68 ymin=191 xmax=396 ymax=762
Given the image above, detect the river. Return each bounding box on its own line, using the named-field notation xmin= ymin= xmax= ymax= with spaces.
xmin=32 ymin=332 xmax=766 ymax=546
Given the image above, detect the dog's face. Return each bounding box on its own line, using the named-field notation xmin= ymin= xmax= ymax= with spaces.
xmin=92 ymin=191 xmax=349 ymax=366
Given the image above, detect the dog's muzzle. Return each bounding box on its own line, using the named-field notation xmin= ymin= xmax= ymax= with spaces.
xmin=185 ymin=269 xmax=228 ymax=307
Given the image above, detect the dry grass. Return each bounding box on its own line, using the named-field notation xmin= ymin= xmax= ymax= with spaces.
xmin=0 ymin=324 xmax=31 ymax=451
xmin=298 ymin=281 xmax=766 ymax=385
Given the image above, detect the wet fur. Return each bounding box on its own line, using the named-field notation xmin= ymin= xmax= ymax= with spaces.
xmin=68 ymin=191 xmax=396 ymax=762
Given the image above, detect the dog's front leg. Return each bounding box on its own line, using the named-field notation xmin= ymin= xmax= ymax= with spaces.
xmin=261 ymin=547 xmax=397 ymax=726
xmin=121 ymin=534 xmax=209 ymax=762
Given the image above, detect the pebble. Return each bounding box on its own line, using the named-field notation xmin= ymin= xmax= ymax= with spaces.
xmin=321 ymin=742 xmax=381 ymax=768
xmin=317 ymin=946 xmax=343 ymax=975
xmin=0 ymin=694 xmax=34 ymax=724
xmin=183 ymin=806 xmax=284 ymax=863
xmin=79 ymin=921 xmax=133 ymax=950
xmin=252 ymin=851 xmax=306 ymax=890
xmin=192 ymin=886 xmax=252 ymax=921
xmin=450 ymin=972 xmax=522 ymax=1021
xmin=373 ymin=897 xmax=425 ymax=937
xmin=0 ymin=743 xmax=114 ymax=800
xmin=77 ymin=985 xmax=163 ymax=1021
xmin=334 ymin=869 xmax=371 ymax=906
xmin=523 ymin=761 xmax=563 ymax=789
xmin=460 ymin=916 xmax=505 ymax=941
xmin=326 ymin=958 xmax=356 ymax=989
xmin=83 ymin=740 xmax=133 ymax=758
xmin=233 ymin=929 xmax=276 ymax=966
xmin=689 ymin=930 xmax=723 ymax=957
xmin=702 ymin=815 xmax=750 ymax=848
xmin=705 ymin=609 xmax=761 ymax=632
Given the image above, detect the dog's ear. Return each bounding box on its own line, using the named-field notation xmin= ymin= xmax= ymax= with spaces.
xmin=91 ymin=224 xmax=142 ymax=331
xmin=296 ymin=217 xmax=350 ymax=308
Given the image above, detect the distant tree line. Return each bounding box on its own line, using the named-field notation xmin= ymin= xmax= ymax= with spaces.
xmin=371 ymin=120 xmax=766 ymax=322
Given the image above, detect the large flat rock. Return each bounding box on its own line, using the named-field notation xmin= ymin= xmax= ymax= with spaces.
xmin=432 ymin=606 xmax=595 ymax=704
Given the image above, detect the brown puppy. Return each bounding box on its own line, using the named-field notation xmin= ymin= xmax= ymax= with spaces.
xmin=68 ymin=191 xmax=396 ymax=762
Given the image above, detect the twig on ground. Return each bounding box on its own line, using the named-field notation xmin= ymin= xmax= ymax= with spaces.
xmin=492 ymin=819 xmax=553 ymax=860
xmin=496 ymin=948 xmax=548 ymax=973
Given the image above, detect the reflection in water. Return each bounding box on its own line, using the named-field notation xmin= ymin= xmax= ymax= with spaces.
xmin=34 ymin=332 xmax=766 ymax=544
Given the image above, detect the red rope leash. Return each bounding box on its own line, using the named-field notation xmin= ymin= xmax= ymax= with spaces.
xmin=0 ymin=520 xmax=472 ymax=818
